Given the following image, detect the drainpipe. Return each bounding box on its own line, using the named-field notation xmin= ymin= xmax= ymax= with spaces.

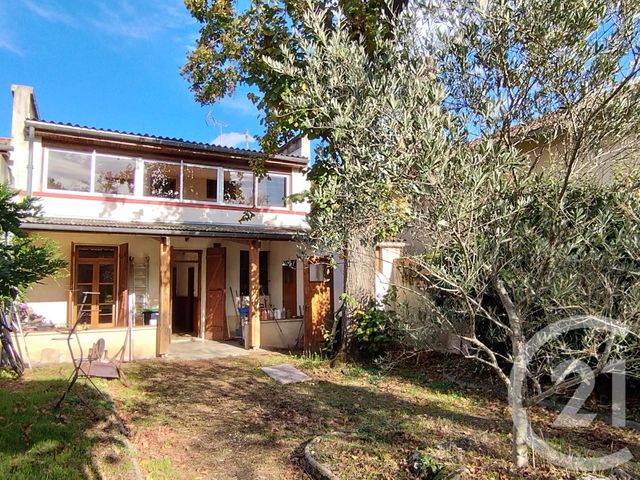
xmin=26 ymin=125 xmax=35 ymax=196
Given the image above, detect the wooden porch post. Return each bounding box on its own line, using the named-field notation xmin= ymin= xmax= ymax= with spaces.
xmin=157 ymin=237 xmax=172 ymax=356
xmin=246 ymin=240 xmax=261 ymax=349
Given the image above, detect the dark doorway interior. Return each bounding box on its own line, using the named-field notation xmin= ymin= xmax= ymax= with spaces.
xmin=172 ymin=250 xmax=201 ymax=335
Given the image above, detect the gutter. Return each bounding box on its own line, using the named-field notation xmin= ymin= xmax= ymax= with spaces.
xmin=26 ymin=125 xmax=35 ymax=195
xmin=21 ymin=221 xmax=299 ymax=241
xmin=24 ymin=119 xmax=309 ymax=166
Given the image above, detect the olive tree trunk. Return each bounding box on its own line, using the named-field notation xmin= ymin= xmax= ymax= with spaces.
xmin=333 ymin=234 xmax=376 ymax=363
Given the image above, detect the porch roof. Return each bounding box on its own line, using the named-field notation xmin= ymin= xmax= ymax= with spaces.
xmin=21 ymin=217 xmax=303 ymax=240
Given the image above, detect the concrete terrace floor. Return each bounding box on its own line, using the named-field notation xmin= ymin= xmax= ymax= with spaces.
xmin=167 ymin=335 xmax=259 ymax=360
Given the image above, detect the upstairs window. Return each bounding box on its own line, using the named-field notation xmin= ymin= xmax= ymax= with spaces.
xmin=143 ymin=162 xmax=180 ymax=199
xmin=183 ymin=164 xmax=218 ymax=202
xmin=44 ymin=148 xmax=291 ymax=211
xmin=257 ymin=174 xmax=288 ymax=207
xmin=94 ymin=154 xmax=136 ymax=195
xmin=223 ymin=170 xmax=254 ymax=206
xmin=47 ymin=150 xmax=92 ymax=192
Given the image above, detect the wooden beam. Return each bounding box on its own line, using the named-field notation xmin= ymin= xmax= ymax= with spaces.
xmin=246 ymin=239 xmax=261 ymax=349
xmin=117 ymin=242 xmax=129 ymax=327
xmin=157 ymin=237 xmax=172 ymax=356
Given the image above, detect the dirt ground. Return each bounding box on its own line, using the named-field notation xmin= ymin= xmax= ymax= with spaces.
xmin=107 ymin=353 xmax=640 ymax=480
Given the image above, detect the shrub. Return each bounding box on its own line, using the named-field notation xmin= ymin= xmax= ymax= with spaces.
xmin=353 ymin=305 xmax=397 ymax=356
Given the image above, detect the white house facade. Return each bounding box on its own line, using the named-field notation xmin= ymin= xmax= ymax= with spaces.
xmin=4 ymin=84 xmax=401 ymax=364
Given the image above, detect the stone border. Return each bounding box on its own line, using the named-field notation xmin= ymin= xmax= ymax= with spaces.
xmin=302 ymin=436 xmax=340 ymax=480
xmin=301 ymin=433 xmax=472 ymax=480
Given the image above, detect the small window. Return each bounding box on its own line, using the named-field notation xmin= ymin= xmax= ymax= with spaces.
xmin=309 ymin=263 xmax=329 ymax=282
xmin=78 ymin=247 xmax=116 ymax=259
xmin=183 ymin=164 xmax=218 ymax=202
xmin=223 ymin=170 xmax=254 ymax=205
xmin=257 ymin=175 xmax=287 ymax=207
xmin=47 ymin=150 xmax=92 ymax=192
xmin=94 ymin=154 xmax=136 ymax=195
xmin=144 ymin=162 xmax=180 ymax=199
xmin=206 ymin=179 xmax=217 ymax=200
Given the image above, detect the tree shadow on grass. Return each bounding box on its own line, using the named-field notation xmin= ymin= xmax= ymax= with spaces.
xmin=114 ymin=359 xmax=514 ymax=478
xmin=0 ymin=370 xmax=127 ymax=480
xmin=114 ymin=358 xmax=640 ymax=479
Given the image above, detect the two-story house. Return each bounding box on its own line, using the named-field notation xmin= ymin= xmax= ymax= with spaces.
xmin=6 ymin=84 xmax=347 ymax=363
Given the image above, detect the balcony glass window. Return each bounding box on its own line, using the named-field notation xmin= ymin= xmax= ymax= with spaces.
xmin=223 ymin=170 xmax=254 ymax=205
xmin=257 ymin=175 xmax=287 ymax=207
xmin=143 ymin=162 xmax=180 ymax=199
xmin=94 ymin=154 xmax=136 ymax=195
xmin=183 ymin=165 xmax=218 ymax=202
xmin=47 ymin=150 xmax=92 ymax=192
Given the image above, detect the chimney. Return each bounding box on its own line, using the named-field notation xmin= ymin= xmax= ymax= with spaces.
xmin=11 ymin=85 xmax=38 ymax=140
xmin=278 ymin=135 xmax=311 ymax=160
xmin=9 ymin=85 xmax=39 ymax=192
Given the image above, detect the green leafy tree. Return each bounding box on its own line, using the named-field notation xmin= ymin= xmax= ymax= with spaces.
xmin=0 ymin=184 xmax=66 ymax=300
xmin=262 ymin=6 xmax=452 ymax=357
xmin=183 ymin=0 xmax=408 ymax=152
xmin=184 ymin=0 xmax=450 ymax=357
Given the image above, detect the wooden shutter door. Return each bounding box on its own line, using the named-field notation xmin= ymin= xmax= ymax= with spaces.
xmin=205 ymin=247 xmax=226 ymax=340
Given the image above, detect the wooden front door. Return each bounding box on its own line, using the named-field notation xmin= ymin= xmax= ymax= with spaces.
xmin=171 ymin=250 xmax=201 ymax=335
xmin=303 ymin=257 xmax=333 ymax=352
xmin=205 ymin=247 xmax=226 ymax=340
xmin=74 ymin=246 xmax=118 ymax=328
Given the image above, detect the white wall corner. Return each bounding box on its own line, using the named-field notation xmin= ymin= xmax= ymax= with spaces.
xmin=278 ymin=135 xmax=311 ymax=161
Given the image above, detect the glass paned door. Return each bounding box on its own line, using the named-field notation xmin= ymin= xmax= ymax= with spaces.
xmin=75 ymin=247 xmax=117 ymax=328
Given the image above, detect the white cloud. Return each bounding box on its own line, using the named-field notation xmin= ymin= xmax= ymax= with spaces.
xmin=0 ymin=3 xmax=22 ymax=55
xmin=0 ymin=34 xmax=21 ymax=56
xmin=23 ymin=0 xmax=76 ymax=26
xmin=217 ymin=95 xmax=259 ymax=116
xmin=213 ymin=132 xmax=257 ymax=149
xmin=91 ymin=0 xmax=191 ymax=40
xmin=20 ymin=0 xmax=193 ymax=41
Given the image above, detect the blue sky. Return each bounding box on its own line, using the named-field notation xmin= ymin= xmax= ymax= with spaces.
xmin=0 ymin=0 xmax=262 ymax=149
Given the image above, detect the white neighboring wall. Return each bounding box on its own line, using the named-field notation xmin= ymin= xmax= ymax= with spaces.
xmin=375 ymin=243 xmax=405 ymax=305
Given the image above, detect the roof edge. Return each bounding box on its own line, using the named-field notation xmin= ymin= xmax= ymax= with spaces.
xmin=26 ymin=119 xmax=309 ymax=166
xmin=21 ymin=221 xmax=299 ymax=240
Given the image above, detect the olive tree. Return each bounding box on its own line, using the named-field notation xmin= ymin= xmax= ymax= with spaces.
xmin=398 ymin=0 xmax=640 ymax=469
xmin=182 ymin=0 xmax=409 ymax=152
xmin=260 ymin=4 xmax=452 ymax=357
xmin=183 ymin=0 xmax=438 ymax=356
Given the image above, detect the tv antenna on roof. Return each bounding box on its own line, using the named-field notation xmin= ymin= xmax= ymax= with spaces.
xmin=205 ymin=110 xmax=228 ymax=146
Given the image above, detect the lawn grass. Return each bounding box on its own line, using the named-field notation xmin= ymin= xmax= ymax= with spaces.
xmin=0 ymin=365 xmax=137 ymax=480
xmin=108 ymin=353 xmax=640 ymax=480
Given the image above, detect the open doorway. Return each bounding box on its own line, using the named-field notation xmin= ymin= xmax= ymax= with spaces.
xmin=171 ymin=250 xmax=201 ymax=336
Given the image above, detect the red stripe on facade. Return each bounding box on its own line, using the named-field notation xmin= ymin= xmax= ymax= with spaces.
xmin=32 ymin=191 xmax=309 ymax=216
